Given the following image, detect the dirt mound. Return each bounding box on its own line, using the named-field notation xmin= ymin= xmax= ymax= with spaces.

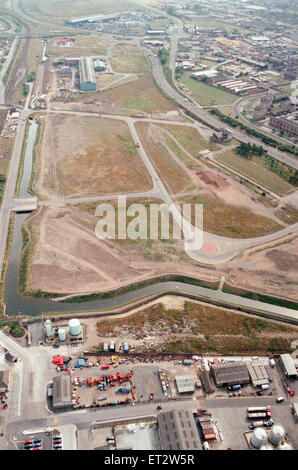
xmin=196 ymin=170 xmax=231 ymax=190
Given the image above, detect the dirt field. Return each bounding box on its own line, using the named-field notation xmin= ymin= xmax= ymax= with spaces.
xmin=135 ymin=122 xmax=285 ymax=238
xmin=33 ymin=113 xmax=152 ymax=199
xmin=111 ymin=44 xmax=150 ymax=74
xmin=100 ymin=74 xmax=179 ymax=114
xmin=47 ymin=36 xmax=109 ymax=58
xmin=25 ymin=199 xmax=298 ymax=301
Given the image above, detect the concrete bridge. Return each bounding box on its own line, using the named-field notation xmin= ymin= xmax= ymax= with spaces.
xmin=11 ymin=196 xmax=37 ymax=213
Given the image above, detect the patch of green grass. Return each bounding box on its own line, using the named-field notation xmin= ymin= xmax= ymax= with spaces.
xmin=181 ymin=72 xmax=237 ymax=107
xmin=217 ymin=149 xmax=293 ymax=196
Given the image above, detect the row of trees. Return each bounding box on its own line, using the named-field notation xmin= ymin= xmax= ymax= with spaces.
xmin=158 ymin=47 xmax=169 ymax=65
xmin=210 ymin=108 xmax=298 ymax=156
xmin=236 ymin=142 xmax=265 ymax=158
xmin=236 ymin=143 xmax=298 ymax=186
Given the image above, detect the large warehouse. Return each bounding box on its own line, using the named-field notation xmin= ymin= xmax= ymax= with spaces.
xmin=50 ymin=375 xmax=72 ymax=409
xmin=210 ymin=361 xmax=250 ymax=387
xmin=280 ymin=354 xmax=297 ymax=379
xmin=158 ymin=409 xmax=201 ymax=450
xmin=79 ymin=57 xmax=97 ymax=91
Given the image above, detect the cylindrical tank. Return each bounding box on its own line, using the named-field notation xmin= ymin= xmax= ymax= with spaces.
xmin=269 ymin=425 xmax=285 ymax=446
xmin=69 ymin=318 xmax=81 ymax=336
xmin=45 ymin=319 xmax=52 ymax=337
xmin=261 ymin=384 xmax=269 ymax=390
xmin=279 ymin=442 xmax=292 ymax=450
xmin=259 ymin=444 xmax=273 ymax=450
xmin=58 ymin=328 xmax=66 ymax=342
xmin=250 ymin=428 xmax=267 ymax=449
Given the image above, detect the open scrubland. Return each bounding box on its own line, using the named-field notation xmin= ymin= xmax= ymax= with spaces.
xmin=32 ymin=113 xmax=152 ymax=199
xmin=96 ymin=296 xmax=297 ymax=354
xmin=217 ymin=149 xmax=294 ymax=196
xmin=47 ymin=36 xmax=109 ymax=58
xmin=135 ymin=121 xmax=285 ymax=238
xmin=19 ymin=0 xmax=142 ymax=24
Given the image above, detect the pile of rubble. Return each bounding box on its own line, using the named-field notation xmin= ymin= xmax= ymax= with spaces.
xmin=0 ymin=109 xmax=19 ymax=138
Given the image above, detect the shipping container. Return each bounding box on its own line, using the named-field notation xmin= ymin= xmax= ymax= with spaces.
xmin=247 ymin=406 xmax=271 ymax=413
xmin=247 ymin=413 xmax=268 ymax=419
xmin=204 ymin=433 xmax=217 ymax=441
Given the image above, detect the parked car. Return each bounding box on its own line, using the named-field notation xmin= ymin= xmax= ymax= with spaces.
xmin=264 ymin=419 xmax=274 ymax=427
xmin=276 ymin=396 xmax=285 ymax=403
xmin=24 ymin=440 xmax=33 ymax=444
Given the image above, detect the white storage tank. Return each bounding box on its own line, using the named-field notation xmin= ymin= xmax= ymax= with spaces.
xmin=279 ymin=442 xmax=292 ymax=450
xmin=45 ymin=319 xmax=52 ymax=337
xmin=250 ymin=427 xmax=267 ymax=449
xmin=58 ymin=328 xmax=66 ymax=342
xmin=269 ymin=425 xmax=285 ymax=446
xmin=69 ymin=318 xmax=81 ymax=336
xmin=261 ymin=384 xmax=269 ymax=390
xmin=259 ymin=444 xmax=273 ymax=450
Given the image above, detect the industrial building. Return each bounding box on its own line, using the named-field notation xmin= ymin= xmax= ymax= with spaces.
xmin=93 ymin=59 xmax=106 ymax=72
xmin=269 ymin=116 xmax=298 ymax=137
xmin=175 ymin=375 xmax=195 ymax=394
xmin=210 ymin=361 xmax=250 ymax=387
xmin=0 ymin=370 xmax=9 ymax=392
xmin=291 ymin=403 xmax=298 ymax=421
xmin=51 ymin=375 xmax=72 ymax=409
xmin=65 ymin=13 xmax=124 ymax=25
xmin=279 ymin=354 xmax=298 ymax=379
xmin=157 ymin=409 xmax=201 ymax=450
xmin=199 ymin=369 xmax=215 ymax=394
xmin=79 ymin=57 xmax=97 ymax=91
xmin=247 ymin=360 xmax=270 ymax=387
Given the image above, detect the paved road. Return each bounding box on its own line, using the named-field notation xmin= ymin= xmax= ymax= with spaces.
xmin=233 ymin=93 xmax=298 ymax=149
xmin=0 ymin=84 xmax=32 ymax=272
xmin=142 ymin=46 xmax=298 ymax=171
xmin=0 ymin=38 xmax=19 ymax=104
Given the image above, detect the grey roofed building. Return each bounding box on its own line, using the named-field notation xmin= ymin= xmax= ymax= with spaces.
xmin=199 ymin=369 xmax=215 ymax=394
xmin=175 ymin=375 xmax=195 ymax=394
xmin=247 ymin=360 xmax=269 ymax=387
xmin=292 ymin=403 xmax=298 ymax=421
xmin=79 ymin=57 xmax=96 ymax=91
xmin=210 ymin=361 xmax=249 ymax=387
xmin=52 ymin=375 xmax=72 ymax=409
xmin=0 ymin=370 xmax=9 ymax=391
xmin=158 ymin=409 xmax=201 ymax=450
xmin=280 ymin=354 xmax=297 ymax=379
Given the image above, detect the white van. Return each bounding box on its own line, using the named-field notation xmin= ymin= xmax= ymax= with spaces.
xmin=276 ymin=396 xmax=284 ymax=403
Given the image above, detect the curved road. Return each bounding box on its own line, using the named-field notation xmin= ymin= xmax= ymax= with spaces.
xmin=233 ymin=93 xmax=298 ymax=149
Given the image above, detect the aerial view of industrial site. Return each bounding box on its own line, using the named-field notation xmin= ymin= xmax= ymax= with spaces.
xmin=0 ymin=0 xmax=297 ymax=460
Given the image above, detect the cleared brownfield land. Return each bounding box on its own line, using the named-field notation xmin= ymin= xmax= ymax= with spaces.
xmin=96 ymin=298 xmax=297 ymax=354
xmin=34 ymin=114 xmax=152 ymax=199
xmin=101 ymin=74 xmax=179 ymax=114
